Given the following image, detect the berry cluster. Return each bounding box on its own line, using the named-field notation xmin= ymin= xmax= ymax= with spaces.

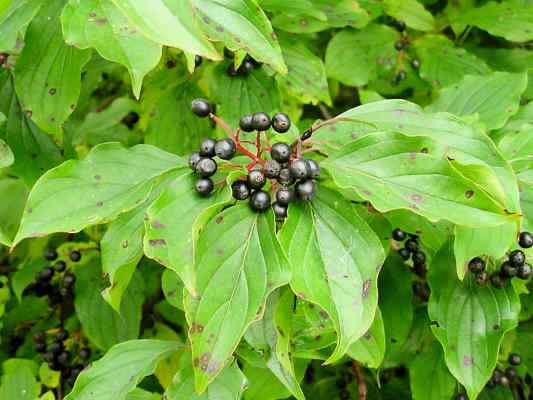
xmin=487 ymin=353 xmax=525 ymax=390
xmin=469 ymin=231 xmax=532 ymax=288
xmin=388 ymin=20 xmax=421 ymax=85
xmin=225 ymin=51 xmax=263 ymax=77
xmin=190 ymin=99 xmax=321 ymax=219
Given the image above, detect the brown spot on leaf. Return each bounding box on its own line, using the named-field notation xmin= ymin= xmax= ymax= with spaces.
xmin=465 ymin=190 xmax=474 ymax=199
xmin=121 ymin=240 xmax=128 ymax=249
xmin=463 ymin=356 xmax=473 ymax=367
xmin=27 ymin=208 xmax=32 ymax=214
xmin=202 ymin=16 xmax=209 ymax=24
xmin=152 ymin=220 xmax=166 ymax=229
xmin=94 ymin=174 xmax=101 ymax=180
xmin=49 ymin=88 xmax=56 ymax=95
xmin=96 ymin=201 xmax=103 ymax=207
xmin=216 ymin=26 xmax=224 ymax=32
xmin=95 ymin=18 xmax=108 ymax=25
xmin=190 ymin=323 xmax=204 ymax=334
xmin=362 ymin=279 xmax=371 ymax=298
xmin=215 ymin=216 xmax=224 ymax=224
xmin=216 ymin=248 xmax=224 ymax=256
xmin=411 ymin=194 xmax=423 ymax=204
xmin=149 ymin=239 xmax=166 ymax=247
xmin=319 ymin=310 xmax=329 ymax=319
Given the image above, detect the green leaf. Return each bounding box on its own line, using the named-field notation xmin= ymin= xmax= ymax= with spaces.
xmin=11 ymin=258 xmax=45 ymax=301
xmin=144 ymin=173 xmax=233 ymax=294
xmin=478 ymin=386 xmax=514 ymax=400
xmin=65 ymin=340 xmax=180 ymax=400
xmin=126 ymin=388 xmax=161 ymax=400
xmin=191 ymin=0 xmax=286 ymax=74
xmin=325 ymin=24 xmax=400 ymax=87
xmin=185 ymin=204 xmax=291 ymax=392
xmin=413 ymin=35 xmax=490 ymax=88
xmin=513 ymin=320 xmax=533 ymax=373
xmin=280 ymin=186 xmax=385 ymax=364
xmin=409 ymin=341 xmax=455 ymax=400
xmin=347 ymin=308 xmax=385 ymax=369
xmin=14 ymin=143 xmax=185 ymax=246
xmin=428 ymin=241 xmax=520 ymax=400
xmin=61 ymin=0 xmax=162 ymax=98
xmin=162 ymin=269 xmax=184 ymax=310
xmin=164 ymin=354 xmax=246 ymax=400
xmin=0 ymin=359 xmax=39 ymax=400
xmin=14 ymin=0 xmax=92 ymax=135
xmin=427 ymin=72 xmax=528 ymax=130
xmin=276 ymin=35 xmax=331 ymax=106
xmin=259 ymin=0 xmax=327 ymax=21
xmin=74 ymin=255 xmax=144 ymax=350
xmin=0 ymin=0 xmax=45 ymax=51
xmin=383 ymin=0 xmax=435 ymax=31
xmin=0 ymin=178 xmax=27 ymax=246
xmin=0 ymin=138 xmax=13 ymax=167
xmin=323 ymin=131 xmax=514 ymax=228
xmin=39 ymin=362 xmax=60 ymax=389
xmin=454 ymin=2 xmax=533 ymax=43
xmin=109 ymin=0 xmax=219 ymax=60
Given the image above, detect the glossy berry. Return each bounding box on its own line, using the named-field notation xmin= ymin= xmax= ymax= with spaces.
xmin=33 ymin=331 xmax=46 ymax=343
xmin=475 ymin=271 xmax=488 ymax=286
xmin=394 ymin=70 xmax=407 ymax=84
xmin=35 ymin=342 xmax=46 ymax=353
xmin=468 ymin=257 xmax=485 ymax=274
xmin=509 ymin=250 xmax=526 ymax=267
xmin=47 ymin=341 xmax=63 ymax=354
xmin=56 ymin=330 xmax=68 ymax=341
xmin=272 ymin=202 xmax=288 ymax=221
xmin=271 ymin=113 xmax=291 ymax=133
xmin=393 ymin=20 xmax=406 ymax=32
xmin=195 ymin=178 xmax=214 ymax=197
xmin=54 ymin=261 xmax=66 ymax=273
xmin=69 ymin=250 xmax=81 ymax=262
xmin=508 ymin=353 xmax=521 ymax=366
xmin=276 ymin=187 xmax=294 ymax=206
xmin=199 ymin=138 xmax=216 ymax=158
xmin=505 ymin=367 xmax=518 ymax=381
xmin=239 ymin=114 xmax=254 ymax=132
xmin=405 ymin=238 xmax=419 ymax=252
xmin=263 ymin=159 xmax=281 ymax=178
xmin=250 ymin=190 xmax=271 ymax=212
xmin=44 ymin=248 xmax=58 ymax=261
xmin=490 ymin=273 xmax=507 ymax=289
xmin=38 ymin=267 xmax=54 ymax=282
xmin=290 ymin=159 xmax=309 ymax=180
xmin=305 ymin=159 xmax=320 ymax=179
xmin=412 ymin=251 xmax=426 ymax=266
xmin=501 ymin=261 xmax=517 ymax=277
xmin=277 ymin=168 xmax=293 ymax=185
xmin=517 ymin=263 xmax=532 ymax=280
xmin=189 ymin=152 xmax=201 ymax=171
xmin=191 ymin=99 xmax=212 ymax=118
xmin=455 ymin=395 xmax=467 ymax=400
xmin=399 ymin=248 xmax=411 ymax=260
xmin=252 ymin=112 xmax=271 ymax=131
xmin=395 ymin=40 xmax=405 ymax=51
xmin=196 ymin=158 xmax=217 ymax=177
xmin=214 ymin=139 xmax=236 ymax=160
xmin=240 ymin=59 xmax=255 ymax=75
xmin=392 ymin=228 xmax=407 ymax=241
xmin=57 ymin=351 xmax=69 ymax=365
xmin=231 ymin=180 xmax=250 ymax=201
xmin=411 ymin=59 xmax=421 ymax=69
xmin=62 ymin=273 xmax=76 ymax=288
xmin=519 ymin=231 xmax=533 ymax=249
xmin=271 ymin=142 xmax=291 ymax=163
xmin=194 ymin=55 xmax=202 ymax=67
xmin=247 ymin=170 xmax=266 ymax=190
xmin=499 ymin=376 xmax=510 ymax=387
xmin=296 ymin=179 xmax=316 ymax=201
xmin=79 ymin=348 xmax=91 ymax=360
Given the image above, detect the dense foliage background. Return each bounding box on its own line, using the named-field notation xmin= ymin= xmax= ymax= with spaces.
xmin=0 ymin=0 xmax=532 ymax=399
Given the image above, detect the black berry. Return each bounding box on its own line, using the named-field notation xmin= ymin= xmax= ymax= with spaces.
xmin=289 ymin=159 xmax=309 ymax=180
xmin=231 ymin=180 xmax=250 ymax=201
xmin=394 ymin=70 xmax=407 ymax=84
xmin=468 ymin=257 xmax=485 ymax=274
xmin=189 ymin=152 xmax=202 ymax=171
xmin=475 ymin=271 xmax=488 ymax=286
xmin=57 ymin=351 xmax=69 ymax=365
xmin=196 ymin=158 xmax=217 ymax=177
xmin=272 ymin=202 xmax=288 ymax=221
xmin=509 ymin=250 xmax=526 ymax=267
xmin=393 ymin=20 xmax=406 ymax=32
xmin=47 ymin=341 xmax=63 ymax=355
xmin=252 ymin=112 xmax=271 ymax=131
xmin=62 ymin=273 xmax=76 ymax=288
xmin=271 ymin=113 xmax=291 ymax=133
xmin=395 ymin=40 xmax=405 ymax=51
xmin=250 ymin=190 xmax=271 ymax=212
xmin=399 ymin=248 xmax=411 ymax=260
xmin=195 ymin=178 xmax=214 ymax=197
xmin=44 ymin=248 xmax=58 ymax=261
xmin=276 ymin=187 xmax=294 ymax=206
xmin=505 ymin=367 xmax=518 ymax=381
xmin=412 ymin=251 xmax=426 ymax=266
xmin=455 ymin=395 xmax=466 ymax=400
xmin=240 ymin=59 xmax=255 ymax=75
xmin=38 ymin=268 xmax=54 ymax=282
xmin=227 ymin=64 xmax=239 ymax=77
xmin=509 ymin=353 xmax=521 ymax=366
xmin=239 ymin=114 xmax=254 ymax=132
xmin=271 ymin=142 xmax=291 ymax=163
xmin=79 ymin=348 xmax=91 ymax=360
xmin=199 ymin=138 xmax=217 ymax=158
xmin=501 ymin=261 xmax=517 ymax=277
xmin=405 ymin=238 xmax=419 ymax=253
xmin=411 ymin=59 xmax=421 ymax=69
xmin=305 ymin=159 xmax=320 ymax=179
xmin=69 ymin=250 xmax=81 ymax=262
xmin=214 ymin=139 xmax=236 ymax=160
xmin=43 ymin=352 xmax=55 ymax=362
xmin=194 ymin=55 xmax=202 ymax=67
xmin=191 ymin=99 xmax=212 ymax=118
xmin=392 ymin=228 xmax=407 ymax=241
xmin=517 ymin=263 xmax=532 ymax=280
xmin=277 ymin=168 xmax=293 ymax=185
xmin=519 ymin=231 xmax=533 ymax=249
xmin=263 ymin=159 xmax=281 ymax=178
xmin=54 ymin=261 xmax=66 ymax=273
xmin=295 ymin=179 xmax=316 ymax=201
xmin=490 ymin=273 xmax=507 ymax=289
xmin=247 ymin=170 xmax=266 ymax=190
xmin=35 ymin=342 xmax=46 ymax=353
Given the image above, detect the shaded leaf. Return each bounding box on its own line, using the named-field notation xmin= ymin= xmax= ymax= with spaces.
xmin=383 ymin=0 xmax=435 ymax=31
xmin=0 ymin=178 xmax=27 ymax=246
xmin=0 ymin=138 xmax=13 ymax=168
xmin=347 ymin=308 xmax=385 ymax=369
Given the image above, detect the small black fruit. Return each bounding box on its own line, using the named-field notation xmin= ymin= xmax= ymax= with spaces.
xmin=395 ymin=40 xmax=405 ymax=51
xmin=468 ymin=257 xmax=485 ymax=274
xmin=509 ymin=250 xmax=526 ymax=267
xmin=276 ymin=187 xmax=294 ymax=206
xmin=392 ymin=228 xmax=407 ymax=241
xmin=505 ymin=367 xmax=518 ymax=381
xmin=57 ymin=351 xmax=69 ymax=365
xmin=47 ymin=341 xmax=63 ymax=354
xmin=70 ymin=250 xmax=82 ymax=262
xmin=405 ymin=238 xmax=418 ymax=252
xmin=196 ymin=158 xmax=217 ymax=177
xmin=508 ymin=353 xmax=521 ymax=366
xmin=252 ymin=112 xmax=271 ymax=131
xmin=214 ymin=139 xmax=236 ymax=160
xmin=226 ymin=64 xmax=239 ymax=77
xmin=44 ymin=248 xmax=58 ymax=261
xmin=519 ymin=231 xmax=533 ymax=249
xmin=263 ymin=159 xmax=281 ymax=178
xmin=239 ymin=114 xmax=254 ymax=132
xmin=194 ymin=55 xmax=202 ymax=67
xmin=231 ymin=181 xmax=250 ymax=201
xmin=455 ymin=395 xmax=467 ymax=400
xmin=296 ymin=179 xmax=316 ymax=201
xmin=272 ymin=202 xmax=288 ymax=221
xmin=79 ymin=348 xmax=91 ymax=360
xmin=277 ymin=168 xmax=293 ymax=185
xmin=393 ymin=20 xmax=406 ymax=32
xmin=399 ymin=248 xmax=410 ymax=260
xmin=33 ymin=331 xmax=46 ymax=343
xmin=271 ymin=142 xmax=291 ymax=163
xmin=517 ymin=263 xmax=532 ymax=280
xmin=411 ymin=59 xmax=421 ymax=69
xmin=475 ymin=271 xmax=488 ymax=286
xmin=199 ymin=138 xmax=217 ymax=157
xmin=490 ymin=273 xmax=507 ymax=289
xmin=38 ymin=267 xmax=54 ymax=282
xmin=394 ymin=70 xmax=407 ymax=84
xmin=240 ymin=59 xmax=255 ymax=75
xmin=412 ymin=251 xmax=426 ymax=266
xmin=501 ymin=261 xmax=517 ymax=277
xmin=63 ymin=273 xmax=76 ymax=288
xmin=290 ymin=159 xmax=309 ymax=180
xmin=54 ymin=261 xmax=66 ymax=273
xmin=189 ymin=152 xmax=201 ymax=170
xmin=191 ymin=99 xmax=212 ymax=117
xmin=306 ymin=159 xmax=320 ymax=179
xmin=271 ymin=113 xmax=291 ymax=133
xmin=35 ymin=342 xmax=46 ymax=353
xmin=250 ymin=190 xmax=271 ymax=212
xmin=195 ymin=178 xmax=214 ymax=197
xmin=248 ymin=170 xmax=266 ymax=189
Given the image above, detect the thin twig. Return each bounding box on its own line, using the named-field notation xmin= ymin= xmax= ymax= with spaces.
xmin=352 ymin=361 xmax=367 ymax=400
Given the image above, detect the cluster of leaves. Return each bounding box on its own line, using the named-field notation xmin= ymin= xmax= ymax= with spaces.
xmin=0 ymin=0 xmax=532 ymax=399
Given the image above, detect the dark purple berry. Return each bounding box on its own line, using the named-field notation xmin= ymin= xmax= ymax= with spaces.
xmin=34 ymin=342 xmax=46 ymax=353
xmin=252 ymin=112 xmax=271 ymax=131
xmin=289 ymin=159 xmax=309 ymax=180
xmin=305 ymin=159 xmax=320 ymax=179
xmin=412 ymin=251 xmax=426 ymax=266
xmin=62 ymin=273 xmax=76 ymax=288
xmin=475 ymin=271 xmax=488 ymax=286
xmin=411 ymin=59 xmax=421 ymax=69
xmin=79 ymin=348 xmax=91 ymax=360
xmin=276 ymin=187 xmax=294 ymax=206
xmin=517 ymin=263 xmax=532 ymax=280
xmin=250 ymin=190 xmax=271 ymax=212
xmin=277 ymin=168 xmax=293 ymax=185
xmin=69 ymin=250 xmax=81 ymax=262
xmin=509 ymin=250 xmax=526 ymax=267
xmin=272 ymin=202 xmax=288 ymax=221
xmin=247 ymin=170 xmax=266 ymax=190
xmin=38 ymin=268 xmax=54 ymax=282
xmin=189 ymin=152 xmax=201 ymax=171
xmin=468 ymin=257 xmax=485 ymax=274
xmin=399 ymin=248 xmax=410 ymax=260
xmin=272 ymin=113 xmax=291 ymax=133
xmin=508 ymin=353 xmax=521 ymax=366
xmin=56 ymin=330 xmax=68 ymax=341
xmin=195 ymin=178 xmax=214 ymax=197
xmin=295 ymin=179 xmax=316 ymax=201
xmin=44 ymin=248 xmax=58 ymax=261
xmin=501 ymin=261 xmax=517 ymax=277
xmin=57 ymin=351 xmax=69 ymax=365
xmin=405 ymin=238 xmax=418 ymax=252
xmin=239 ymin=114 xmax=254 ymax=132
xmin=214 ymin=138 xmax=236 ymax=160
xmin=33 ymin=331 xmax=46 ymax=343
xmin=519 ymin=231 xmax=533 ymax=249
xmin=490 ymin=273 xmax=507 ymax=289
xmin=54 ymin=261 xmax=66 ymax=273
xmin=199 ymin=138 xmax=216 ymax=158
xmin=263 ymin=159 xmax=281 ymax=178
xmin=191 ymin=99 xmax=212 ymax=117
xmin=271 ymin=142 xmax=291 ymax=163
xmin=392 ymin=228 xmax=407 ymax=241
xmin=196 ymin=158 xmax=217 ymax=177
xmin=231 ymin=180 xmax=250 ymax=201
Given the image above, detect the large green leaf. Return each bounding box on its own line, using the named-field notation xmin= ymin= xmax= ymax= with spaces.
xmin=14 ymin=0 xmax=92 ymax=135
xmin=409 ymin=341 xmax=455 ymax=400
xmin=0 ymin=178 xmax=27 ymax=246
xmin=109 ymin=0 xmax=219 ymax=59
xmin=191 ymin=0 xmax=286 ymax=74
xmin=0 ymin=359 xmax=39 ymax=400
xmin=0 ymin=138 xmax=13 ymax=168
xmin=323 ymin=131 xmax=514 ymax=228
xmin=0 ymin=0 xmax=45 ymax=51
xmin=325 ymin=24 xmax=400 ymax=87
xmin=65 ymin=340 xmax=180 ymax=400
xmin=14 ymin=143 xmax=185 ymax=246
xmin=74 ymin=254 xmax=144 ymax=350
xmin=347 ymin=308 xmax=385 ymax=369
xmin=428 ymin=241 xmax=520 ymax=400
xmin=280 ymin=186 xmax=385 ymax=364
xmin=413 ymin=35 xmax=490 ymax=88
xmin=427 ymin=72 xmax=528 ymax=130
xmin=61 ymin=0 xmax=162 ymax=98
xmin=454 ymin=1 xmax=533 ymax=43
xmin=185 ymin=204 xmax=291 ymax=392
xmin=144 ymin=173 xmax=233 ymax=294
xmin=383 ymin=0 xmax=434 ymax=31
